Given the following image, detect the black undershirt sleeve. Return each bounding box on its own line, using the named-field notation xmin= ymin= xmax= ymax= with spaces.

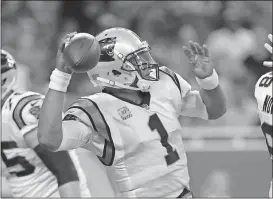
xmin=33 ymin=144 xmax=79 ymax=186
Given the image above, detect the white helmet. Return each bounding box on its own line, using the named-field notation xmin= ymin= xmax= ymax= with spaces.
xmin=1 ymin=49 xmax=17 ymax=100
xmin=88 ymin=27 xmax=159 ymax=92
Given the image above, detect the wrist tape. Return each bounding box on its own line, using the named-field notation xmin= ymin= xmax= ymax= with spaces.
xmin=195 ymin=69 xmax=219 ymax=90
xmin=49 ymin=69 xmax=72 ymax=92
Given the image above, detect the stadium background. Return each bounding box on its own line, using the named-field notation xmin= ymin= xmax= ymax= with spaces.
xmin=1 ymin=1 xmax=272 ymax=197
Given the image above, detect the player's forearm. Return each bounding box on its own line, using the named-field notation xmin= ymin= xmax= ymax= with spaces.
xmin=199 ymin=85 xmax=226 ymax=120
xmin=38 ymin=89 xmax=65 ymax=151
xmin=58 ymin=181 xmax=81 ymax=197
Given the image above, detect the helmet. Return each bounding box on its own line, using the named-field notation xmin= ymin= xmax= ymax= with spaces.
xmin=88 ymin=27 xmax=159 ymax=92
xmin=1 ymin=49 xmax=17 ymax=99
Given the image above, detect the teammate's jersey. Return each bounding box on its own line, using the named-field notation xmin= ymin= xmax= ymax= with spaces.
xmin=62 ymin=67 xmax=207 ymax=197
xmin=254 ymin=72 xmax=273 ymax=160
xmin=1 ymin=90 xmax=91 ymax=197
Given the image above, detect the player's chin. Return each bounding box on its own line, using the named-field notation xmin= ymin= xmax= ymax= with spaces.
xmin=139 ymin=70 xmax=150 ymax=78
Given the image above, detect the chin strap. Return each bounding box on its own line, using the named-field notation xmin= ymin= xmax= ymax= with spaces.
xmin=94 ymin=72 xmax=153 ymax=92
xmin=136 ymin=78 xmax=152 ymax=92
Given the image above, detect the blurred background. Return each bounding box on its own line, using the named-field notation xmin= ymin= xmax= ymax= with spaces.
xmin=1 ymin=0 xmax=272 ymax=197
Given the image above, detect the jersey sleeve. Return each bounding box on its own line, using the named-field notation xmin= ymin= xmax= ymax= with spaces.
xmin=12 ymin=93 xmax=44 ymax=136
xmin=57 ymin=97 xmax=107 ymax=151
xmin=175 ymin=73 xmax=209 ymax=120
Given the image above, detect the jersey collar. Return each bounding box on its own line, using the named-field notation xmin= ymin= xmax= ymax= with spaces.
xmin=102 ymin=88 xmax=151 ymax=108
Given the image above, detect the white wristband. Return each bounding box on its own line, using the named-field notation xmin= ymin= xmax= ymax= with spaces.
xmin=49 ymin=69 xmax=72 ymax=92
xmin=195 ymin=69 xmax=219 ymax=90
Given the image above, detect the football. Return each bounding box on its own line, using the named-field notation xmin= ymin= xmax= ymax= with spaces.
xmin=63 ymin=33 xmax=101 ymax=73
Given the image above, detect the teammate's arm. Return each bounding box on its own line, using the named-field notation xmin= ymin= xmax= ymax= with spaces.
xmin=17 ymin=95 xmax=82 ymax=197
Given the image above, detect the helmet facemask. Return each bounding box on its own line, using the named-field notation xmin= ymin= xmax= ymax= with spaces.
xmin=121 ymin=41 xmax=159 ymax=82
xmin=91 ymin=28 xmax=160 ymax=92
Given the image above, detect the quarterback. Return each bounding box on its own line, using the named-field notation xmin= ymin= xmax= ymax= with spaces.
xmin=1 ymin=50 xmax=91 ymax=197
xmin=254 ymin=33 xmax=273 ymax=198
xmin=38 ymin=28 xmax=227 ymax=197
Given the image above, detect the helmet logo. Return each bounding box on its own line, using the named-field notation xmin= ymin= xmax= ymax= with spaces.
xmin=99 ymin=37 xmax=117 ymax=62
xmin=1 ymin=53 xmax=15 ymax=74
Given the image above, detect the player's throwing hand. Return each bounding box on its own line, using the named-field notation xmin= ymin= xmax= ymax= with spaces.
xmin=263 ymin=34 xmax=272 ymax=67
xmin=56 ymin=32 xmax=77 ymax=74
xmin=183 ymin=41 xmax=214 ymax=79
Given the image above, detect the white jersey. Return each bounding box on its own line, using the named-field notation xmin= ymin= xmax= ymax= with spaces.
xmin=1 ymin=90 xmax=91 ymax=197
xmin=62 ymin=67 xmax=208 ymax=197
xmin=254 ymin=71 xmax=273 ymax=198
xmin=254 ymin=72 xmax=273 ymax=158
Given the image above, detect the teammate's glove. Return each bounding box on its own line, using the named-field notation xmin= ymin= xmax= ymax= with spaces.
xmin=263 ymin=34 xmax=272 ymax=67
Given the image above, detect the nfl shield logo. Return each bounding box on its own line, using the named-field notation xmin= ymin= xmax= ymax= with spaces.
xmin=118 ymin=106 xmax=132 ymax=120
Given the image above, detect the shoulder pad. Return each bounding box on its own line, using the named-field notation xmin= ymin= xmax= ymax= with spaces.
xmin=255 ymin=72 xmax=272 ymax=98
xmin=12 ymin=92 xmax=43 ymax=129
xmin=64 ymin=97 xmax=115 ymax=166
xmin=159 ymin=66 xmax=181 ymax=93
xmin=64 ymin=98 xmax=109 ymax=135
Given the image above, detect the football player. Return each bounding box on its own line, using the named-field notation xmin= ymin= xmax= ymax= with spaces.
xmin=1 ymin=49 xmax=91 ymax=197
xmin=254 ymin=33 xmax=273 ymax=198
xmin=38 ymin=28 xmax=227 ymax=197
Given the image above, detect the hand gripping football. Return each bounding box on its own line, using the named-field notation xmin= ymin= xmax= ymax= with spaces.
xmin=63 ymin=33 xmax=101 ymax=73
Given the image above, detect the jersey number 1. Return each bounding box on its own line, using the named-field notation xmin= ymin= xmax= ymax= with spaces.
xmin=1 ymin=141 xmax=35 ymax=177
xmin=148 ymin=114 xmax=180 ymax=166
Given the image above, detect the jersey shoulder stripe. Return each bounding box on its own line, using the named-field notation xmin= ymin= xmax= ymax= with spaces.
xmin=66 ymin=105 xmax=97 ymax=131
xmin=1 ymin=89 xmax=15 ymax=109
xmin=80 ymin=98 xmax=115 ymax=166
xmin=1 ymin=141 xmax=18 ymax=149
xmin=66 ymin=97 xmax=115 ymax=166
xmin=66 ymin=98 xmax=101 ymax=132
xmin=159 ymin=66 xmax=181 ymax=94
xmin=12 ymin=94 xmax=41 ymax=129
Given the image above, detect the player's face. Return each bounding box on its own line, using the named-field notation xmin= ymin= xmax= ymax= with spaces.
xmin=127 ymin=51 xmax=159 ymax=81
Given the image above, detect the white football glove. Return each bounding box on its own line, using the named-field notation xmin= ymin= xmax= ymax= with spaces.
xmin=263 ymin=34 xmax=272 ymax=67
